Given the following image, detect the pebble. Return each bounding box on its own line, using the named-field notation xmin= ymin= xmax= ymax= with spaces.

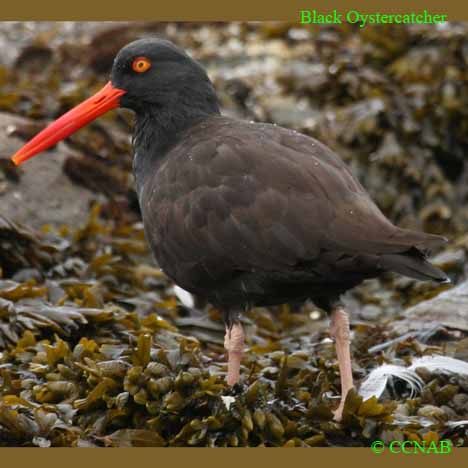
xmin=452 ymin=394 xmax=468 ymax=413
xmin=417 ymin=404 xmax=447 ymax=421
xmin=359 ymin=304 xmax=383 ymax=321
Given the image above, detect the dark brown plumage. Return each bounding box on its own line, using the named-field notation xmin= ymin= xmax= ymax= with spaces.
xmin=11 ymin=38 xmax=449 ymax=420
xmin=139 ymin=116 xmax=447 ymax=313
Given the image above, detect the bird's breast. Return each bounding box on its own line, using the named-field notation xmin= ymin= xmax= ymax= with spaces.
xmin=136 ymin=154 xmax=219 ymax=292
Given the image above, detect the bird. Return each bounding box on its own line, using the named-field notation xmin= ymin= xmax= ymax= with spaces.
xmin=11 ymin=38 xmax=449 ymax=421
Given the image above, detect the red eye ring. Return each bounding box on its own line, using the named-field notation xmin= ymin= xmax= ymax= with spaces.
xmin=132 ymin=57 xmax=152 ymax=73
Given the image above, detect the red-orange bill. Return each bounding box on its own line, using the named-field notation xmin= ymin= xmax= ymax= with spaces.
xmin=11 ymin=81 xmax=126 ymax=166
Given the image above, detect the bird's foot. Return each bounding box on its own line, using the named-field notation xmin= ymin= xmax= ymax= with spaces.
xmin=332 ymin=386 xmax=355 ymax=422
xmin=333 ymin=400 xmax=345 ymax=422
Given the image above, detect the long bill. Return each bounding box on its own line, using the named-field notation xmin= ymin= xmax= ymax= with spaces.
xmin=11 ymin=81 xmax=126 ymax=166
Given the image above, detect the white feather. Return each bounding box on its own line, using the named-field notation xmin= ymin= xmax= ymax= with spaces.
xmin=359 ymin=355 xmax=468 ymax=400
xmin=173 ymin=285 xmax=195 ymax=308
xmin=359 ymin=364 xmax=424 ymax=400
xmin=221 ymin=396 xmax=236 ymax=410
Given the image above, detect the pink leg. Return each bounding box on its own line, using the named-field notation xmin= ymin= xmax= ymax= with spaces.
xmin=224 ymin=323 xmax=245 ymax=386
xmin=330 ymin=306 xmax=354 ymax=421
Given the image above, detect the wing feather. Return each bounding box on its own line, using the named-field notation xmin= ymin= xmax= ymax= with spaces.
xmin=142 ymin=117 xmax=445 ymax=293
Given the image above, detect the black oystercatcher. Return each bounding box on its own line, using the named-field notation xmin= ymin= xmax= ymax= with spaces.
xmin=11 ymin=38 xmax=449 ymax=420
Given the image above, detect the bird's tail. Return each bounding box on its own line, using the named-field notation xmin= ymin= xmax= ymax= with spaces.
xmin=389 ymin=228 xmax=448 ymax=251
xmin=380 ymin=249 xmax=450 ymax=283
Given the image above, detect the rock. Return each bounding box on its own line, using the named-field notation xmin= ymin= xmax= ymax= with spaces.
xmin=359 ymin=304 xmax=383 ymax=321
xmin=415 ymin=367 xmax=432 ymax=383
xmin=456 ymin=376 xmax=468 ymax=394
xmin=454 ymin=338 xmax=468 ymax=362
xmin=0 ymin=22 xmax=122 ymax=67
xmin=417 ymin=404 xmax=447 ymax=421
xmin=440 ymin=405 xmax=458 ymax=420
xmin=278 ymin=61 xmax=329 ymax=94
xmin=391 ymin=280 xmax=468 ymax=334
xmin=258 ymin=95 xmax=322 ymax=131
xmin=11 ymin=268 xmax=42 ymax=282
xmin=0 ymin=112 xmax=96 ymax=229
xmin=430 ymin=248 xmax=466 ymax=273
xmin=452 ymin=394 xmax=468 ymax=413
xmin=394 ymin=403 xmax=409 ymax=417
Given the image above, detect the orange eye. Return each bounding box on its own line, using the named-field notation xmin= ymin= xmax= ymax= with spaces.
xmin=132 ymin=57 xmax=152 ymax=73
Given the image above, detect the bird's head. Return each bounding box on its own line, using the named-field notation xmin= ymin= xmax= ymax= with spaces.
xmin=11 ymin=38 xmax=218 ymax=165
xmin=112 ymin=38 xmax=214 ymax=113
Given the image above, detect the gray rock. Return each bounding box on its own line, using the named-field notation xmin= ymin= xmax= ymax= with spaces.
xmin=359 ymin=304 xmax=383 ymax=321
xmin=0 ymin=22 xmax=124 ymax=67
xmin=0 ymin=112 xmax=96 ymax=229
xmin=440 ymin=405 xmax=458 ymax=420
xmin=391 ymin=279 xmax=468 ymax=334
xmin=430 ymin=249 xmax=466 ymax=273
xmin=394 ymin=403 xmax=409 ymax=417
xmin=417 ymin=404 xmax=447 ymax=421
xmin=257 ymin=95 xmax=322 ymax=131
xmin=452 ymin=394 xmax=468 ymax=413
xmin=457 ymin=375 xmax=468 ymax=393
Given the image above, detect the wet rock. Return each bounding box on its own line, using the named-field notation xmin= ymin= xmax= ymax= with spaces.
xmin=86 ymin=22 xmax=166 ymax=74
xmin=417 ymin=404 xmax=447 ymax=421
xmin=391 ymin=280 xmax=468 ymax=334
xmin=457 ymin=376 xmax=468 ymax=393
xmin=278 ymin=61 xmax=329 ymax=94
xmin=14 ymin=45 xmax=53 ymax=74
xmin=454 ymin=338 xmax=468 ymax=362
xmin=11 ymin=268 xmax=42 ymax=282
xmin=430 ymin=248 xmax=466 ymax=275
xmin=452 ymin=394 xmax=468 ymax=413
xmin=0 ymin=22 xmax=122 ymax=67
xmin=327 ymin=98 xmax=386 ymax=145
xmin=394 ymin=403 xmax=409 ymax=417
xmin=440 ymin=405 xmax=458 ymax=420
xmin=259 ymin=95 xmax=321 ymax=131
xmin=0 ymin=112 xmax=95 ymax=228
xmin=359 ymin=304 xmax=383 ymax=321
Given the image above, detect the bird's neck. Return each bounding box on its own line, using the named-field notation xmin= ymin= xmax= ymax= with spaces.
xmin=132 ymin=92 xmax=220 ymax=195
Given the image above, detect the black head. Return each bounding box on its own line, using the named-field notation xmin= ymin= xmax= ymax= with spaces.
xmin=11 ymin=38 xmax=220 ymax=166
xmin=110 ymin=38 xmax=219 ymax=116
